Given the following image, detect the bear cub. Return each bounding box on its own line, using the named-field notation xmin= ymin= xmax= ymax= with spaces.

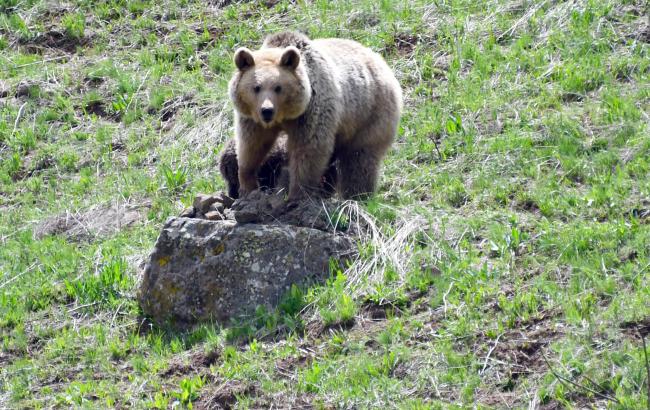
xmin=222 ymin=31 xmax=402 ymax=200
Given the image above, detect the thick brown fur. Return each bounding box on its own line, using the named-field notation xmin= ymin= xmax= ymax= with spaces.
xmin=228 ymin=31 xmax=402 ymax=200
xmin=219 ymin=137 xmax=288 ymax=199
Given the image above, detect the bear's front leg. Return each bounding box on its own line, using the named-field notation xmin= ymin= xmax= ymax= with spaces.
xmin=236 ymin=117 xmax=279 ymax=197
xmin=286 ymin=134 xmax=334 ymax=201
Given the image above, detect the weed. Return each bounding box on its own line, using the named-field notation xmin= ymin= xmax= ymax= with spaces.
xmin=172 ymin=375 xmax=205 ymax=408
xmin=160 ymin=163 xmax=188 ymax=192
xmin=64 ymin=257 xmax=130 ymax=305
xmin=61 ymin=12 xmax=85 ymax=40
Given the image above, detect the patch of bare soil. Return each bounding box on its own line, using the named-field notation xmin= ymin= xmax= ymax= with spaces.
xmin=149 ymin=92 xmax=197 ymax=123
xmin=629 ymin=207 xmax=650 ymax=223
xmin=305 ymin=317 xmax=355 ymax=339
xmin=392 ymin=33 xmax=419 ymax=55
xmin=303 ymin=297 xmax=408 ymax=340
xmin=474 ymin=309 xmax=563 ymax=406
xmin=621 ymin=316 xmax=650 ymax=339
xmin=615 ymin=5 xmax=650 ymax=43
xmin=250 ymin=393 xmax=319 ymax=409
xmin=33 ymin=201 xmax=149 ymax=241
xmin=0 ymin=350 xmax=17 ymax=368
xmin=83 ymin=99 xmax=113 ymax=119
xmin=196 ymin=380 xmax=319 ymax=410
xmin=274 ymin=353 xmax=311 ymax=380
xmin=492 ymin=325 xmax=559 ymax=382
xmin=194 ymin=380 xmax=259 ymax=410
xmin=160 ymin=348 xmax=222 ymax=378
xmin=19 ymin=30 xmax=93 ymax=54
xmin=514 ymin=198 xmax=541 ymax=215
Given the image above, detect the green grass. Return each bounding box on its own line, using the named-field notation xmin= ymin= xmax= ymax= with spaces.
xmin=1 ymin=0 xmax=649 ymax=408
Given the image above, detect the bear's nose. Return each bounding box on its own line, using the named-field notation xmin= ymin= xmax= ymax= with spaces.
xmin=261 ymin=108 xmax=274 ymax=122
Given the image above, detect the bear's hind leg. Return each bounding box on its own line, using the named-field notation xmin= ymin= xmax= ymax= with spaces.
xmin=337 ymin=124 xmax=396 ymax=199
xmin=337 ymin=148 xmax=384 ymax=199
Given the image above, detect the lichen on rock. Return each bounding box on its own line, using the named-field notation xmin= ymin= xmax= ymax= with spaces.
xmin=138 ymin=191 xmax=355 ymax=328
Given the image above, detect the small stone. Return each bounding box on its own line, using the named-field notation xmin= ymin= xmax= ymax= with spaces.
xmin=267 ymin=193 xmax=286 ymax=210
xmin=205 ymin=211 xmax=223 ymax=221
xmin=216 ymin=193 xmax=235 ymax=208
xmin=15 ymin=81 xmax=32 ymax=97
xmin=193 ymin=194 xmax=219 ymax=214
xmin=234 ymin=208 xmax=259 ymax=224
xmin=0 ymin=82 xmax=8 ymax=98
xmin=208 ymin=203 xmax=225 ymax=214
xmin=179 ymin=207 xmax=195 ymax=218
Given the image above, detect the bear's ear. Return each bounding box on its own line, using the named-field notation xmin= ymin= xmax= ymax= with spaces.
xmin=280 ymin=46 xmax=300 ymax=70
xmin=234 ymin=48 xmax=255 ymax=70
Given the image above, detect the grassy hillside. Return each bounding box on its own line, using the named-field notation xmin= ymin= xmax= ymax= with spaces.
xmin=1 ymin=0 xmax=649 ymax=408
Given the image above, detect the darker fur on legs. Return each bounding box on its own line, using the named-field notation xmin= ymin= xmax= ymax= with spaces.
xmin=336 ymin=148 xmax=381 ymax=200
xmin=219 ymin=137 xmax=338 ymax=199
xmin=219 ymin=138 xmax=288 ymax=199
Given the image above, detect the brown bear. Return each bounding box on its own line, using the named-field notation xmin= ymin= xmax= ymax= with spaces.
xmin=227 ymin=31 xmax=402 ymax=200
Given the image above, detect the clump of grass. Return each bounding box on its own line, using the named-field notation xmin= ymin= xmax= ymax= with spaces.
xmin=172 ymin=375 xmax=205 ymax=408
xmin=64 ymin=257 xmax=130 ymax=305
xmin=315 ymin=272 xmax=357 ymax=326
xmin=160 ymin=163 xmax=188 ymax=192
xmin=61 ymin=12 xmax=85 ymax=40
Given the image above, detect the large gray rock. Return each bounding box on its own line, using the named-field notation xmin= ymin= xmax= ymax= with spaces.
xmin=139 ymin=212 xmax=354 ymax=328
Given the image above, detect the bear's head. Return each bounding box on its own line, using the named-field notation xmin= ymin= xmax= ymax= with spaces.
xmin=229 ymin=46 xmax=311 ymax=128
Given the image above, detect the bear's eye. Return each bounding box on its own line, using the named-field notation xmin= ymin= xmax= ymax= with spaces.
xmin=253 ymin=85 xmax=261 ymax=93
xmin=274 ymin=85 xmax=282 ymax=93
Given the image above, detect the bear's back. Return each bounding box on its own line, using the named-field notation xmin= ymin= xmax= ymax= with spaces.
xmin=311 ymin=38 xmax=401 ymax=139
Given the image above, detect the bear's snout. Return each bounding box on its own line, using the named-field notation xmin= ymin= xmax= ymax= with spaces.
xmin=261 ymin=107 xmax=275 ymax=123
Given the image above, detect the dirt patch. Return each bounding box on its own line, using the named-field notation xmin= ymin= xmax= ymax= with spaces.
xmin=274 ymin=352 xmax=312 ymax=382
xmin=0 ymin=350 xmax=18 ymax=368
xmin=194 ymin=380 xmax=258 ymax=410
xmin=493 ymin=326 xmax=559 ymax=381
xmin=19 ymin=30 xmax=92 ymax=54
xmin=303 ymin=297 xmax=408 ymax=340
xmin=361 ymin=302 xmax=392 ymax=320
xmin=618 ymin=11 xmax=649 ymax=43
xmin=33 ymin=201 xmax=149 ymax=241
xmin=469 ymin=307 xmax=564 ymax=408
xmin=514 ymin=198 xmax=541 ymax=215
xmin=160 ymin=348 xmax=221 ymax=378
xmin=392 ymin=33 xmax=419 ymax=55
xmin=621 ymin=316 xmax=650 ymax=339
xmin=407 ymin=306 xmax=446 ymax=345
xmin=196 ymin=380 xmax=318 ymax=409
xmin=628 ymin=207 xmax=650 ymax=223
xmin=305 ymin=317 xmax=356 ymax=339
xmin=480 ymin=312 xmax=562 ymax=384
xmin=150 ymin=93 xmax=196 ymax=123
xmin=83 ymin=100 xmax=113 ymax=119
xmin=261 ymin=0 xmax=282 ymax=8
